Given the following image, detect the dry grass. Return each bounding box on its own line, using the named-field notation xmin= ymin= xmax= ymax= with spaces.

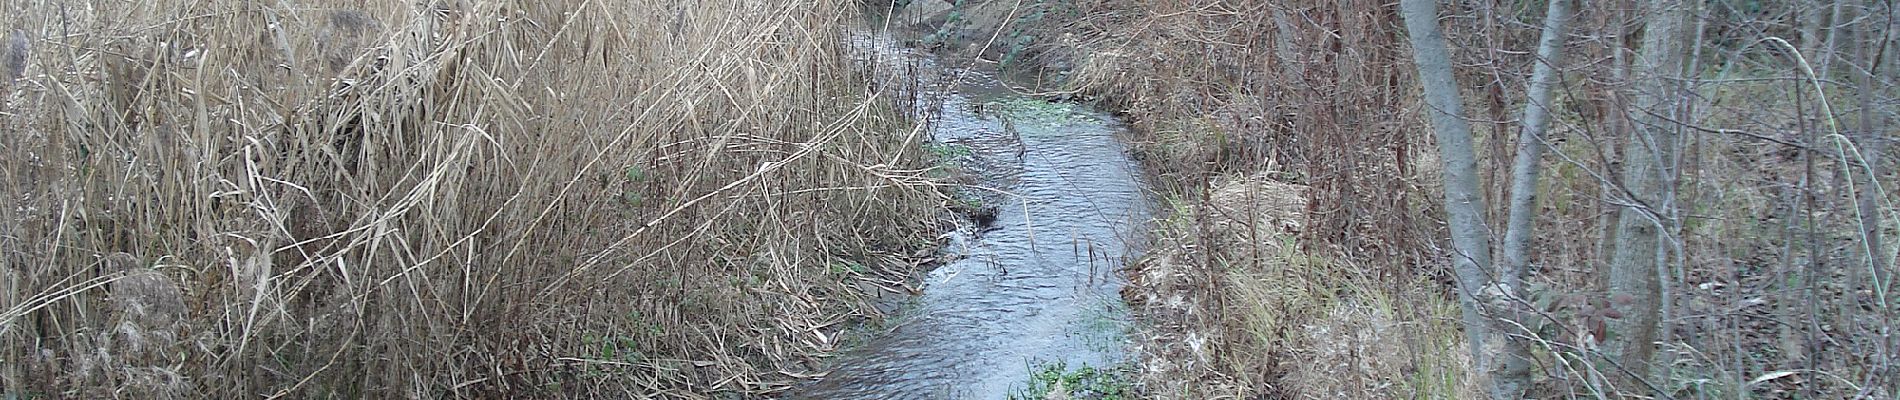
xmin=1 ymin=0 xmax=942 ymax=397
xmin=1061 ymin=0 xmax=1433 ymax=280
xmin=1124 ymin=172 xmax=1472 ymax=399
xmin=1282 ymin=292 xmax=1472 ymax=399
xmin=1055 ymin=1 xmax=1463 ymax=397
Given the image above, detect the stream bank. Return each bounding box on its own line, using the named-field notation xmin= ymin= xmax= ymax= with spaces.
xmin=846 ymin=1 xmax=1476 ymax=399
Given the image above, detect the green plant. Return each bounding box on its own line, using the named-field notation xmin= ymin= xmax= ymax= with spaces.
xmin=923 ymin=2 xmax=968 ymax=47
xmin=957 ymin=195 xmax=986 ymax=211
xmin=926 ymin=142 xmax=975 ymax=159
xmin=828 ymin=259 xmax=871 ymax=276
xmin=986 ymin=98 xmax=1085 ymax=126
xmin=1009 ymin=361 xmax=1132 ymax=400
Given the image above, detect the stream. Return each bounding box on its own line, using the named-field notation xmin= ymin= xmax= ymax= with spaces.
xmin=786 ymin=39 xmax=1154 ymax=399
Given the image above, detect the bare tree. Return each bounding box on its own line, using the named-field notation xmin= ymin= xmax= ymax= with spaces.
xmin=1496 ymin=0 xmax=1575 ymax=396
xmin=1885 ymin=14 xmax=1899 ymax=390
xmin=1850 ymin=3 xmax=1897 ymax=391
xmin=1604 ymin=0 xmax=1695 ymax=390
xmin=1850 ymin=0 xmax=1888 ymax=312
xmin=1400 ymin=0 xmax=1496 ymax=381
xmin=1799 ymin=1 xmax=1837 ymax=72
xmin=1400 ymin=0 xmax=1580 ymax=397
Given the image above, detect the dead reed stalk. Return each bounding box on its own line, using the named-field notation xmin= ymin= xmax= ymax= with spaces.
xmin=1 ymin=1 xmax=937 ymax=397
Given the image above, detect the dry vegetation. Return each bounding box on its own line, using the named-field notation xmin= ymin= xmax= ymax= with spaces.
xmin=1 ymin=0 xmax=944 ymax=397
xmin=1039 ymin=1 xmax=1464 ymax=397
xmin=1031 ymin=0 xmax=1900 ymax=398
xmin=1124 ymin=172 xmax=1474 ymax=398
xmin=7 ymin=0 xmax=1895 ymax=397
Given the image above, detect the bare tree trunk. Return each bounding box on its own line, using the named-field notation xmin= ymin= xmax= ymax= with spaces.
xmin=1654 ymin=8 xmax=1708 ymax=384
xmin=1800 ymin=1 xmax=1828 ymax=64
xmin=1883 ymin=10 xmax=1900 ymax=390
xmin=1501 ymin=0 xmax=1574 ymax=304
xmin=1595 ymin=4 xmax=1634 ymax=291
xmin=1851 ymin=0 xmax=1888 ymax=315
xmin=1271 ymin=7 xmax=1300 ymax=79
xmin=1820 ymin=0 xmax=1845 ymax=75
xmin=1494 ymin=0 xmax=1574 ymax=396
xmin=1399 ymin=1 xmax=1509 ymax=397
xmin=1605 ymin=0 xmax=1693 ymax=391
xmin=1850 ymin=3 xmax=1895 ymax=389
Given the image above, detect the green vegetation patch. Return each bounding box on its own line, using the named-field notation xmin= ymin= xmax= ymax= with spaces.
xmin=986 ymin=97 xmax=1089 ymax=125
xmin=926 ymin=142 xmax=976 ymax=159
xmin=827 ymin=259 xmax=871 ymax=276
xmin=1009 ymin=361 xmax=1132 ymax=400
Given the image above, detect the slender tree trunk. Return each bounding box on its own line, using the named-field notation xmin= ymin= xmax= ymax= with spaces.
xmin=1501 ymin=0 xmax=1574 ymax=303
xmin=1399 ymin=1 xmax=1509 ymax=398
xmin=1494 ymin=0 xmax=1574 ymax=396
xmin=1887 ymin=18 xmax=1899 ymax=394
xmin=1800 ymin=1 xmax=1828 ymax=64
xmin=1605 ymin=0 xmax=1693 ymax=391
xmin=1654 ymin=8 xmax=1708 ymax=383
xmin=1595 ymin=6 xmax=1634 ymax=291
xmin=1851 ymin=3 xmax=1896 ymax=389
xmin=1852 ymin=0 xmax=1888 ymax=315
xmin=1821 ymin=0 xmax=1845 ymax=75
xmin=1271 ymin=7 xmax=1300 ymax=79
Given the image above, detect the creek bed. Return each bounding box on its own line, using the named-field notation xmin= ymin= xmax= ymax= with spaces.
xmin=787 ymin=41 xmax=1152 ymax=399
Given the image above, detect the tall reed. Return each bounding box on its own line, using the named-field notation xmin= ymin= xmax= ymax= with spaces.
xmin=1 ymin=1 xmax=937 ymax=397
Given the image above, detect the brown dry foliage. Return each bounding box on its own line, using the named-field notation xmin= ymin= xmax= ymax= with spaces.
xmin=1059 ymin=1 xmax=1458 ymax=397
xmin=1068 ymin=0 xmax=1900 ymax=398
xmin=1064 ymin=0 xmax=1433 ymax=277
xmin=1126 ymin=172 xmax=1472 ymax=399
xmin=1 ymin=0 xmax=939 ymax=397
xmin=1123 ymin=173 xmax=1310 ymax=397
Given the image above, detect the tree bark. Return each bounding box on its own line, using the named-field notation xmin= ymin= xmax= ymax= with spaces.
xmin=1605 ymin=0 xmax=1694 ymax=390
xmin=1501 ymin=0 xmax=1574 ymax=304
xmin=1851 ymin=0 xmax=1888 ymax=316
xmin=1595 ymin=3 xmax=1635 ymax=292
xmin=1800 ymin=1 xmax=1828 ymax=65
xmin=1495 ymin=0 xmax=1574 ymax=396
xmin=1884 ymin=6 xmax=1900 ymax=390
xmin=1399 ymin=0 xmax=1511 ymax=397
xmin=1271 ymin=7 xmax=1300 ymax=79
xmin=1821 ymin=0 xmax=1845 ymax=75
xmin=1848 ymin=6 xmax=1895 ymax=386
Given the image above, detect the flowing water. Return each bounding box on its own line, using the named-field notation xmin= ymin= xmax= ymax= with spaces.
xmin=787 ymin=41 xmax=1153 ymax=399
